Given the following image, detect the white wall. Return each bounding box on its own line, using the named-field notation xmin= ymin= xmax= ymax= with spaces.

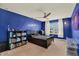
xmin=58 ymin=19 xmax=64 ymax=38
xmin=45 ymin=20 xmax=50 ymax=36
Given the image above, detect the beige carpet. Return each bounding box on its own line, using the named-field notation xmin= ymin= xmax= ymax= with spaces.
xmin=0 ymin=39 xmax=67 ymax=56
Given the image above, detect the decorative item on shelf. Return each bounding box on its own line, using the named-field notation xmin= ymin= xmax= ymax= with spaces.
xmin=9 ymin=38 xmax=12 ymax=43
xmin=17 ymin=38 xmax=21 ymax=42
xmin=10 ymin=32 xmax=12 ymax=37
xmin=13 ymin=34 xmax=16 ymax=37
xmin=22 ymin=37 xmax=26 ymax=40
xmin=10 ymin=44 xmax=16 ymax=49
xmin=22 ymin=32 xmax=26 ymax=36
xmin=17 ymin=33 xmax=21 ymax=36
xmin=11 ymin=38 xmax=16 ymax=43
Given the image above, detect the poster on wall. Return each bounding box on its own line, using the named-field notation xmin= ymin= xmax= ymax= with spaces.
xmin=50 ymin=21 xmax=58 ymax=35
xmin=72 ymin=10 xmax=79 ymax=30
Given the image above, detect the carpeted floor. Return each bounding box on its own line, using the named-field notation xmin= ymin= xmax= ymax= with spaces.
xmin=0 ymin=38 xmax=67 ymax=56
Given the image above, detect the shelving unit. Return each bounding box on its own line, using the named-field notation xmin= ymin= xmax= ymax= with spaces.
xmin=8 ymin=31 xmax=27 ymax=49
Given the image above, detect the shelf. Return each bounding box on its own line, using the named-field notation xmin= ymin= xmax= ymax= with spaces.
xmin=8 ymin=30 xmax=27 ymax=49
xmin=9 ymin=41 xmax=21 ymax=44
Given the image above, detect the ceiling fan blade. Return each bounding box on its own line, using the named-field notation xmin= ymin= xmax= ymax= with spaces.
xmin=44 ymin=12 xmax=51 ymax=18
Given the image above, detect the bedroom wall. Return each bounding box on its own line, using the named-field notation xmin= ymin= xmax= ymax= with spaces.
xmin=0 ymin=8 xmax=43 ymax=43
xmin=45 ymin=20 xmax=50 ymax=36
xmin=49 ymin=17 xmax=72 ymax=39
xmin=58 ymin=19 xmax=64 ymax=38
xmin=72 ymin=3 xmax=79 ymax=44
xmin=71 ymin=3 xmax=79 ymax=55
xmin=63 ymin=18 xmax=72 ymax=39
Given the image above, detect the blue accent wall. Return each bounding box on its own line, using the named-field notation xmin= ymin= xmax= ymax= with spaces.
xmin=72 ymin=3 xmax=79 ymax=44
xmin=41 ymin=22 xmax=45 ymax=31
xmin=71 ymin=4 xmax=79 ymax=55
xmin=63 ymin=18 xmax=72 ymax=39
xmin=71 ymin=3 xmax=79 ymax=55
xmin=0 ymin=8 xmax=43 ymax=42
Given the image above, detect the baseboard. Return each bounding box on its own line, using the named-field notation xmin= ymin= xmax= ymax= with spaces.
xmin=57 ymin=37 xmax=66 ymax=39
xmin=50 ymin=34 xmax=65 ymax=39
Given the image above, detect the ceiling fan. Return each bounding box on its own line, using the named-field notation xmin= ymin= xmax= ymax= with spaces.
xmin=36 ymin=9 xmax=51 ymax=20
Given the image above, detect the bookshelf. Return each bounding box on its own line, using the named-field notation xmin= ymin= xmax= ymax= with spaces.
xmin=8 ymin=31 xmax=27 ymax=49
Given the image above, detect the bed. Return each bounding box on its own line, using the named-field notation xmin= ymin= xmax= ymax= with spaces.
xmin=28 ymin=35 xmax=54 ymax=48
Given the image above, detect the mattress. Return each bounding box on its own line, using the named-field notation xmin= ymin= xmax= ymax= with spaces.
xmin=31 ymin=35 xmax=51 ymax=40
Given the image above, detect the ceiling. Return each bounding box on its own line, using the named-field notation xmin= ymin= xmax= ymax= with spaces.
xmin=0 ymin=3 xmax=76 ymax=21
